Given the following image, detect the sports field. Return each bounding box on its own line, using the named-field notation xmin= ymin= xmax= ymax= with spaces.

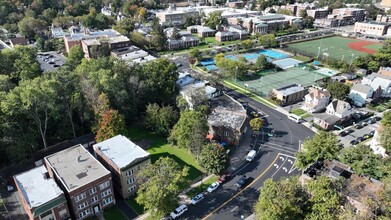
xmin=286 ymin=36 xmax=383 ymax=61
xmin=239 ymin=67 xmax=330 ymax=96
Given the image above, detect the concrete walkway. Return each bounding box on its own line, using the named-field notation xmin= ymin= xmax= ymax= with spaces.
xmin=116 ymin=197 xmax=139 ymax=220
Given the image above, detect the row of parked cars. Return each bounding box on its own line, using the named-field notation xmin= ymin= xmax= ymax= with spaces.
xmin=350 ymin=130 xmax=375 ymax=146
xmin=165 ymin=174 xmax=249 ymax=219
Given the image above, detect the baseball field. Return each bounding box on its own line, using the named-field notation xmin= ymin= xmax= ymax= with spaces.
xmin=286 ymin=36 xmax=383 ymax=61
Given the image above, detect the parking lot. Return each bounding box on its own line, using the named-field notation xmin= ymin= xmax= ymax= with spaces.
xmin=336 ymin=116 xmax=381 ymax=147
xmin=37 ymin=51 xmax=66 ymax=72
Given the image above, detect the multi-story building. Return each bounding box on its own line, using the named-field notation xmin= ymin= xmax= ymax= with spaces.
xmin=45 ymin=144 xmax=115 ymax=220
xmin=332 ymin=8 xmax=365 ymax=22
xmin=156 ymin=4 xmax=200 ymax=26
xmin=93 ymin=135 xmax=151 ymax=199
xmin=207 ymin=94 xmax=248 ymax=145
xmin=215 ymin=31 xmax=235 ymax=42
xmin=81 ymin=35 xmax=131 ymax=59
xmin=306 ymin=8 xmax=329 ymax=19
xmin=354 ymin=21 xmax=390 ymax=36
xmin=111 ymin=45 xmax=156 ymax=64
xmin=301 ymin=87 xmax=331 ymax=113
xmin=285 ymin=3 xmax=314 ymax=16
xmin=14 ymin=165 xmax=71 ymax=220
xmin=376 ymin=14 xmax=391 ymax=23
xmin=187 ymin=25 xmax=216 ymax=37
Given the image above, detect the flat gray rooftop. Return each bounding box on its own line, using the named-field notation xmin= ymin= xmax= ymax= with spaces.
xmin=45 ymin=144 xmax=110 ymax=192
xmin=208 ymin=94 xmax=246 ymax=130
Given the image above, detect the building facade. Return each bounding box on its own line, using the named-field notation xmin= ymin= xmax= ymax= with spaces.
xmin=14 ymin=166 xmax=71 ymax=220
xmin=93 ymin=135 xmax=151 ymax=199
xmin=354 ymin=22 xmax=390 ymax=36
xmin=301 ymin=87 xmax=331 ymax=113
xmin=271 ymin=84 xmax=307 ymax=105
xmin=45 ymin=144 xmax=115 ymax=220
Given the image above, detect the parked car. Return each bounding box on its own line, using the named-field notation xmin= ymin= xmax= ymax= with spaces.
xmin=207 ymin=182 xmax=220 ymax=193
xmin=170 ymin=205 xmax=188 ymax=219
xmin=6 ymin=182 xmax=14 ymax=192
xmin=357 ymin=136 xmax=365 ymax=142
xmin=217 ymin=174 xmax=231 ymax=184
xmin=350 ymin=139 xmax=359 ymax=145
xmin=339 ymin=130 xmax=349 ymax=137
xmin=374 ymin=116 xmax=382 ymax=121
xmin=235 ymin=175 xmax=248 ymax=188
xmin=364 ymin=131 xmax=375 ymax=139
xmin=191 ymin=193 xmax=204 ymax=205
xmin=354 ymin=123 xmax=364 ymax=129
xmin=367 ymin=118 xmax=376 ymax=124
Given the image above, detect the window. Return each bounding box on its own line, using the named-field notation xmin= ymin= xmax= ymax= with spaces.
xmin=89 ymin=187 xmax=97 ymax=195
xmin=102 ymin=197 xmax=113 ymax=206
xmin=224 ymin=131 xmax=228 ymax=136
xmin=40 ymin=210 xmax=53 ymax=219
xmin=91 ymin=196 xmax=99 ymax=204
xmin=127 ymin=178 xmax=135 ymax=185
xmin=78 ymin=201 xmax=88 ymax=210
xmin=99 ymin=181 xmax=110 ymax=190
xmin=101 ymin=189 xmax=111 ymax=198
xmin=78 ymin=209 xmax=90 ymax=219
xmin=125 ymin=169 xmax=134 ymax=176
xmin=128 ymin=185 xmax=136 ymax=193
xmin=75 ymin=193 xmax=86 ymax=202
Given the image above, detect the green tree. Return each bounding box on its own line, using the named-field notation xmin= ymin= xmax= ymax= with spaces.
xmin=255 ymin=177 xmax=307 ymax=220
xmin=144 ymin=103 xmax=179 ymax=136
xmin=255 ymin=55 xmax=269 ymax=70
xmin=168 ymin=110 xmax=208 ymax=150
xmin=189 ymin=120 xmax=208 ymax=161
xmin=380 ymin=126 xmax=391 ymax=153
xmin=66 ymin=45 xmax=85 ymax=70
xmin=0 ymin=75 xmax=15 ymax=92
xmin=381 ymin=111 xmax=391 ymax=127
xmin=326 ymin=81 xmax=350 ymax=100
xmin=295 ymin=131 xmax=342 ymax=169
xmin=136 ymin=157 xmax=189 ymax=218
xmin=242 ymin=39 xmax=254 ymax=50
xmin=113 ymin=17 xmax=135 ymax=36
xmin=188 ymin=48 xmax=202 ymax=63
xmin=17 ymin=17 xmax=47 ymax=39
xmin=200 ymin=143 xmax=228 ymax=175
xmin=150 ymin=18 xmax=167 ymax=51
xmin=305 ymin=176 xmax=342 ymax=219
xmin=204 ymin=11 xmax=226 ymax=29
xmin=250 ymin=117 xmax=264 ymax=131
xmin=339 ymin=145 xmax=386 ymax=179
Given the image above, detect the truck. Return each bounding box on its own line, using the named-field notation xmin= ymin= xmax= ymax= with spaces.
xmin=246 ymin=150 xmax=256 ymax=162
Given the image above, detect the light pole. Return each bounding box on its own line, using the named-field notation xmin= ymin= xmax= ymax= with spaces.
xmin=235 ymin=66 xmax=238 ymax=83
xmin=350 ymin=53 xmax=355 ymax=66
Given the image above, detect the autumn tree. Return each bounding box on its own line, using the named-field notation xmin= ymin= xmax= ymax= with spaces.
xmin=250 ymin=117 xmax=264 ymax=131
xmin=95 ymin=109 xmax=125 ymax=142
xmin=136 ymin=157 xmax=189 ymax=218
xmin=200 ymin=144 xmax=228 ymax=175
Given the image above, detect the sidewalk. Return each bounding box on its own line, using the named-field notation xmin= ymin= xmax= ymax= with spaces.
xmin=229 ymin=127 xmax=254 ymax=172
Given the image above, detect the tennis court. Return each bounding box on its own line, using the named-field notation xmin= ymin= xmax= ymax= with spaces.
xmin=258 ymin=49 xmax=290 ymax=59
xmin=272 ymin=58 xmax=302 ymax=69
xmin=238 ymin=67 xmax=329 ymax=96
xmin=205 ymin=65 xmax=218 ymax=71
xmin=286 ymin=36 xmax=383 ymax=61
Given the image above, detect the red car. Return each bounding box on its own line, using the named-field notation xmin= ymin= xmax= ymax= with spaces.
xmin=217 ymin=174 xmax=231 ymax=184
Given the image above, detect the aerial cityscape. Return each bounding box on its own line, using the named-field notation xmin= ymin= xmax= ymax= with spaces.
xmin=0 ymin=0 xmax=391 ymax=219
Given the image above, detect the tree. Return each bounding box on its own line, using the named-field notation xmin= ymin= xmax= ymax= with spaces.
xmin=95 ymin=109 xmax=125 ymax=142
xmin=248 ymin=19 xmax=254 ymax=34
xmin=381 ymin=111 xmax=391 ymax=127
xmin=136 ymin=157 xmax=189 ymax=218
xmin=17 ymin=17 xmax=46 ymax=39
xmin=255 ymin=55 xmax=269 ymax=70
xmin=255 ymin=177 xmax=307 ymax=220
xmin=189 ymin=48 xmax=202 ymax=63
xmin=144 ymin=103 xmax=179 ymax=136
xmin=200 ymin=143 xmax=228 ymax=175
xmin=276 ymin=8 xmax=293 ymax=15
xmin=250 ymin=118 xmax=264 ymax=131
xmin=339 ymin=145 xmax=386 ymax=179
xmin=66 ymin=45 xmax=85 ymax=69
xmin=168 ymin=110 xmax=208 ymax=150
xmin=242 ymin=39 xmax=254 ymax=50
xmin=304 ymin=176 xmax=342 ymax=219
xmin=150 ymin=18 xmax=167 ymax=51
xmin=11 ymin=46 xmax=41 ymax=82
xmin=204 ymin=11 xmax=226 ymax=29
xmin=326 ymin=81 xmax=350 ymax=100
xmin=189 ymin=120 xmax=208 ymax=161
xmin=295 ymin=131 xmax=342 ymax=169
xmin=380 ymin=126 xmax=391 ymax=154
xmin=113 ymin=17 xmax=135 ymax=36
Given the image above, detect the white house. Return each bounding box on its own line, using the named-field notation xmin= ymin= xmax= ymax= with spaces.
xmin=362 ymin=73 xmax=391 ymax=97
xmin=349 ymin=83 xmax=374 ymax=107
xmin=180 ymin=81 xmax=221 ymax=109
xmin=51 ymin=25 xmax=65 ymax=38
xmin=325 ymin=99 xmax=353 ymax=119
xmin=301 ymin=87 xmax=331 ymax=113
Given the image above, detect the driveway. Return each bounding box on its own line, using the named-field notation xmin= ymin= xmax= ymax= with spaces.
xmin=0 ymin=188 xmax=28 ymax=220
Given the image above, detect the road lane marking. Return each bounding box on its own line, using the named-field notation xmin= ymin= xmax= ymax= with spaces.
xmin=261 ymin=144 xmax=296 ymax=155
xmin=208 ymin=199 xmax=216 ymax=204
xmin=231 ymin=206 xmax=238 ymax=212
xmin=202 ymin=154 xmax=279 ymax=220
xmin=271 ymin=155 xmax=288 ymax=178
xmin=278 ymin=153 xmax=296 ymax=158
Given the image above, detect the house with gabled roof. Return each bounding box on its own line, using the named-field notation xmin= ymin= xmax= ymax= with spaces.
xmin=362 ymin=73 xmax=391 ymax=98
xmin=349 ymin=83 xmax=374 ymax=107
xmin=313 ymin=99 xmax=353 ymax=130
xmin=14 ymin=165 xmax=71 ymax=220
xmin=93 ymin=135 xmax=151 ymax=199
xmin=301 ymin=87 xmax=331 ymax=113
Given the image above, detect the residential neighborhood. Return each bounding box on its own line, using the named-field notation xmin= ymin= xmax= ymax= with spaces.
xmin=0 ymin=0 xmax=391 ymax=220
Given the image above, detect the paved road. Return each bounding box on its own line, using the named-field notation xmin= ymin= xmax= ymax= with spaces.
xmin=180 ymin=88 xmax=315 ymax=220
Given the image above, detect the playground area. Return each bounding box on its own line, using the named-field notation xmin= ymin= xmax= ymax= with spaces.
xmin=237 ymin=67 xmax=330 ymax=96
xmin=285 ymin=36 xmax=383 ymax=62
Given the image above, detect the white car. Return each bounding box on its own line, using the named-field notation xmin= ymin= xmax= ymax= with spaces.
xmin=191 ymin=193 xmax=204 ymax=205
xmin=207 ymin=182 xmax=220 ymax=193
xmin=170 ymin=204 xmax=188 ymax=219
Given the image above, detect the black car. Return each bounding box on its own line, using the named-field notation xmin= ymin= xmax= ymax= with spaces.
xmin=354 ymin=123 xmax=364 ymax=129
xmin=364 ymin=130 xmax=375 ymax=139
xmin=350 ymin=139 xmax=359 ymax=145
xmin=374 ymin=116 xmax=381 ymax=121
xmin=235 ymin=175 xmax=248 ymax=188
xmin=357 ymin=137 xmax=365 ymax=142
xmin=339 ymin=131 xmax=349 ymax=137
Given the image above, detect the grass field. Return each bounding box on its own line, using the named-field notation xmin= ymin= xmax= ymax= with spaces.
xmin=104 ymin=205 xmax=128 ymax=220
xmin=286 ymin=36 xmax=383 ymax=61
xmin=238 ymin=67 xmax=329 ymax=96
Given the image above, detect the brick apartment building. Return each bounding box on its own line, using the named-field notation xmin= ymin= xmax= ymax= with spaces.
xmin=93 ymin=135 xmax=151 ymax=199
xmin=45 ymin=144 xmax=115 ymax=220
xmin=14 ymin=165 xmax=71 ymax=220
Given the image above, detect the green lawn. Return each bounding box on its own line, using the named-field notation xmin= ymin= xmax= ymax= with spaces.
xmin=186 ymin=176 xmax=219 ymax=198
xmin=204 ymin=37 xmax=217 ymax=44
xmin=127 ymin=197 xmax=145 ymax=215
xmin=125 ymin=127 xmax=205 ymax=181
xmin=290 ymin=108 xmax=306 ymax=116
xmin=103 ymin=205 xmax=128 ymax=220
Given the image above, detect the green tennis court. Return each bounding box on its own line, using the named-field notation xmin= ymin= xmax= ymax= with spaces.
xmin=285 ymin=36 xmax=383 ymax=61
xmin=238 ymin=67 xmax=329 ymax=96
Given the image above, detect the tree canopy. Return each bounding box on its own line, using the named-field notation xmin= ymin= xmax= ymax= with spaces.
xmin=200 ymin=143 xmax=228 ymax=175
xmin=326 ymin=81 xmax=350 ymax=100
